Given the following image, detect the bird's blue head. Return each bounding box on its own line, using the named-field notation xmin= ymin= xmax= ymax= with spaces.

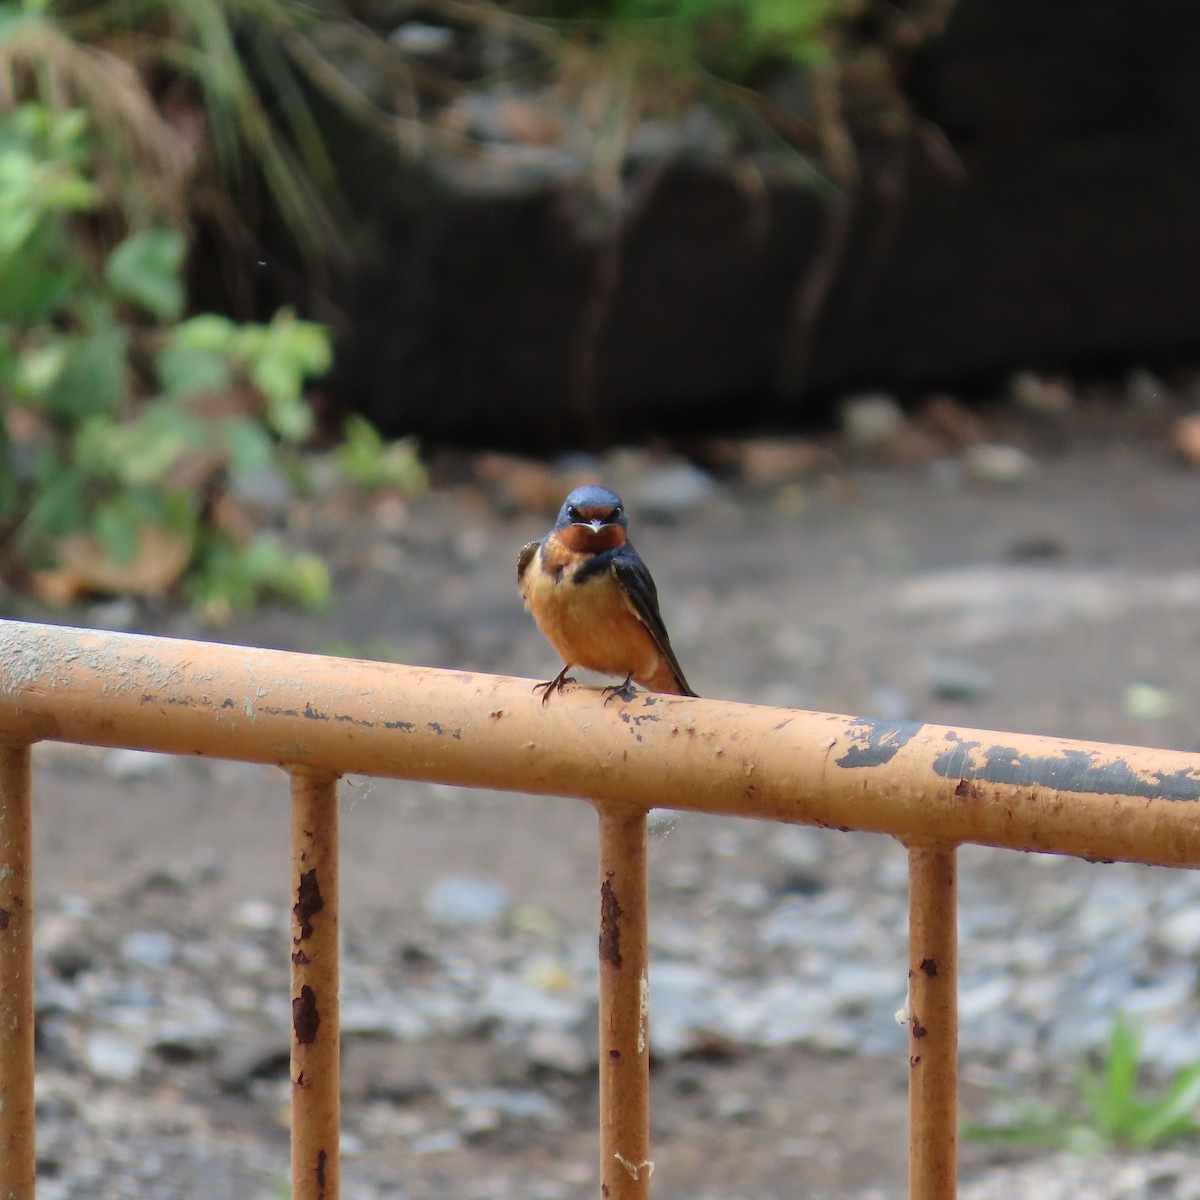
xmin=555 ymin=485 xmax=627 ymax=532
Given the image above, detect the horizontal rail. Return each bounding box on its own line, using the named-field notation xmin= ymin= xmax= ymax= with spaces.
xmin=3 ymin=621 xmax=1200 ymax=866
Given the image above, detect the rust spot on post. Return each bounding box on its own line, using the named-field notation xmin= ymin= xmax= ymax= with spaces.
xmin=920 ymin=957 xmax=938 ymax=977
xmin=294 ymin=868 xmax=324 ymax=941
xmin=599 ymin=875 xmax=623 ymax=967
xmin=0 ymin=908 xmax=10 ymax=931
xmin=293 ymin=985 xmax=320 ymax=1045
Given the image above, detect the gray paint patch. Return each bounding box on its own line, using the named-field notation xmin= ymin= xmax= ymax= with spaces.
xmin=834 ymin=718 xmax=925 ymax=768
xmin=931 ymin=732 xmax=1200 ymax=802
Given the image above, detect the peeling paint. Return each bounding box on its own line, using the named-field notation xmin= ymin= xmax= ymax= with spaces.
xmin=933 ymin=732 xmax=1200 ymax=801
xmin=835 ymin=718 xmax=924 ymax=768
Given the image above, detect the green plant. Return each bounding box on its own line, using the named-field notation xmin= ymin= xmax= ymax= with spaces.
xmin=0 ymin=0 xmax=413 ymax=267
xmin=0 ymin=101 xmax=333 ymax=616
xmin=964 ymin=1015 xmax=1200 ymax=1153
xmin=331 ymin=415 xmax=427 ymax=494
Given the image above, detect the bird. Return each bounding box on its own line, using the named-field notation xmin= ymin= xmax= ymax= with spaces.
xmin=518 ymin=484 xmax=697 ymax=704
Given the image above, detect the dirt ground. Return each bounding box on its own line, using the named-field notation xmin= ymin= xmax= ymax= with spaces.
xmin=17 ymin=392 xmax=1200 ymax=1197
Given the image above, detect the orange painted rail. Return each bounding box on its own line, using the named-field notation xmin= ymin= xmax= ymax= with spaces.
xmin=4 ymin=619 xmax=1200 ymax=1199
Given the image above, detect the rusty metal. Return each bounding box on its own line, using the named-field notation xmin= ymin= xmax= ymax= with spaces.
xmin=7 ymin=618 xmax=1200 ymax=1200
xmin=0 ymin=739 xmax=35 ymax=1200
xmin=907 ymin=844 xmax=958 ymax=1200
xmin=597 ymin=806 xmax=652 ymax=1200
xmin=4 ymin=621 xmax=1200 ymax=869
xmin=290 ymin=767 xmax=341 ymax=1200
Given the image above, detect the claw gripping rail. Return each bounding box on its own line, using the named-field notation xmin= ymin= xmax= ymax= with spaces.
xmin=4 ymin=619 xmax=1200 ymax=1198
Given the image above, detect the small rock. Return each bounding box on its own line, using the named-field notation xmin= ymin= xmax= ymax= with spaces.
xmin=964 ymin=442 xmax=1036 ymax=485
xmin=711 ymin=437 xmax=833 ymax=485
xmin=524 ymin=1028 xmax=590 ymax=1075
xmin=390 ymin=21 xmax=455 ymax=55
xmin=477 ymin=975 xmax=583 ymax=1031
xmin=104 ymin=749 xmax=176 ymax=780
xmin=1008 ymin=370 xmax=1074 ymax=416
xmin=150 ymin=1006 xmax=230 ymax=1062
xmin=840 ymin=393 xmax=906 ymax=446
xmin=924 ymin=657 xmax=994 ymax=702
xmin=410 ymin=1129 xmax=464 ymax=1157
xmin=915 ymin=393 xmax=983 ymax=448
xmin=1122 ymin=682 xmax=1173 ymax=721
xmin=84 ymin=1031 xmax=144 ymax=1082
xmin=1157 ymin=908 xmax=1200 ymax=956
xmin=619 ymin=461 xmax=716 ymax=521
xmin=233 ymin=898 xmax=282 ymax=933
xmin=424 ymin=876 xmax=509 ymax=927
xmin=213 ymin=1033 xmax=290 ymax=1089
xmin=119 ymin=930 xmax=175 ymax=970
xmin=445 ymin=1086 xmax=566 ymax=1131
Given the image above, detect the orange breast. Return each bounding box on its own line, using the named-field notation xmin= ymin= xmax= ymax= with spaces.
xmin=522 ymin=555 xmax=662 ymax=683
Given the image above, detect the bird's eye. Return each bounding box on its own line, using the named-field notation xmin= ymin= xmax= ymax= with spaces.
xmin=611 ymin=506 xmax=623 ymax=520
xmin=566 ymin=506 xmax=580 ymax=521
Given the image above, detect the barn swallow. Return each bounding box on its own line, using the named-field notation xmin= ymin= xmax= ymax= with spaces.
xmin=518 ymin=485 xmax=697 ymax=703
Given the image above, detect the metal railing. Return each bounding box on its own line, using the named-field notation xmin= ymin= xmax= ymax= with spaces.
xmin=3 ymin=619 xmax=1200 ymax=1199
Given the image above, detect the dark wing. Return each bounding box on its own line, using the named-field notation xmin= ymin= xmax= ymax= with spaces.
xmin=612 ymin=546 xmax=698 ymax=697
xmin=517 ymin=540 xmax=540 ymax=584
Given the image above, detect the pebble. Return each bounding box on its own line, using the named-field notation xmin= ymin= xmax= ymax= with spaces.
xmin=1122 ymin=682 xmax=1174 ymax=720
xmin=964 ymin=441 xmax=1037 ymax=485
xmin=84 ymin=1031 xmax=144 ymax=1082
xmin=923 ymin=655 xmax=995 ymax=701
xmin=619 ymin=462 xmax=716 ymax=521
xmin=120 ymin=930 xmax=176 ymax=970
xmin=104 ymin=748 xmax=176 ymax=780
xmin=524 ymin=1028 xmax=590 ymax=1076
xmin=423 ymin=876 xmax=509 ymax=926
xmin=840 ymin=393 xmax=907 ymax=445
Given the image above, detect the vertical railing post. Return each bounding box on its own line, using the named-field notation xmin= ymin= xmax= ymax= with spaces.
xmin=0 ymin=740 xmax=35 ymax=1200
xmin=907 ymin=842 xmax=958 ymax=1200
xmin=289 ymin=766 xmax=341 ymax=1200
xmin=597 ymin=806 xmax=652 ymax=1200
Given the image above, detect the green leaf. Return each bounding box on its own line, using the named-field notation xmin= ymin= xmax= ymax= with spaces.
xmin=44 ymin=323 xmax=128 ymax=420
xmin=172 ymin=313 xmax=238 ymax=351
xmin=1130 ymin=1061 xmax=1200 ymax=1146
xmin=156 ymin=341 xmax=233 ymax=400
xmin=19 ymin=459 xmax=86 ymax=542
xmin=223 ymin=418 xmax=275 ymax=472
xmin=105 ymin=228 xmax=186 ymax=321
xmin=93 ymin=497 xmax=144 ymax=565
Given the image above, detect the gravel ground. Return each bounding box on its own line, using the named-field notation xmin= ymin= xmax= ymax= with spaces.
xmin=12 ymin=383 xmax=1200 ymax=1197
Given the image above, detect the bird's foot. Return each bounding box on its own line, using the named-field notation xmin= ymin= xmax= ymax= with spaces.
xmin=533 ymin=665 xmax=576 ymax=705
xmin=602 ymin=672 xmax=637 ymax=706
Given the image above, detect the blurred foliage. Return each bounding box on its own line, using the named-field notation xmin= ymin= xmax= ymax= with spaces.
xmin=331 ymin=416 xmax=427 ymax=494
xmin=964 ymin=1015 xmax=1200 ymax=1153
xmin=0 ymin=101 xmax=341 ymax=617
xmin=532 ymin=0 xmax=854 ymax=75
xmin=0 ymin=0 xmax=409 ymax=268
